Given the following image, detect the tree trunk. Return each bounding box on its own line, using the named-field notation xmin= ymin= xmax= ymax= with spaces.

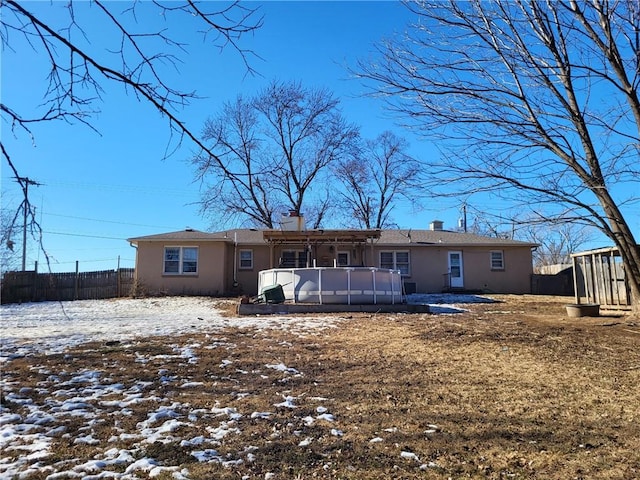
xmin=598 ymin=191 xmax=640 ymax=311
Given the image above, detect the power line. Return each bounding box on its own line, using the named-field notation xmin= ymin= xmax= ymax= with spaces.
xmin=42 ymin=180 xmax=198 ymax=197
xmin=44 ymin=212 xmax=183 ymax=230
xmin=50 ymin=246 xmax=136 ymax=252
xmin=50 ymin=258 xmax=135 ymax=265
xmin=44 ymin=230 xmax=128 ymax=241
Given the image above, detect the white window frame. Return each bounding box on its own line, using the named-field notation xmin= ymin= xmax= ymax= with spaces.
xmin=379 ymin=250 xmax=410 ymax=276
xmin=239 ymin=249 xmax=253 ymax=269
xmin=164 ymin=246 xmax=198 ymax=275
xmin=490 ymin=250 xmax=505 ymax=271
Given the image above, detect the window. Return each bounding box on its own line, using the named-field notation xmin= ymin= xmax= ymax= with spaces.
xmin=337 ymin=251 xmax=350 ymax=266
xmin=490 ymin=250 xmax=505 ymax=270
xmin=239 ymin=249 xmax=253 ymax=269
xmin=164 ymin=246 xmax=198 ymax=275
xmin=380 ymin=251 xmax=410 ymax=275
xmin=280 ymin=250 xmax=307 ymax=268
xmin=380 ymin=252 xmax=394 ymax=269
xmin=164 ymin=247 xmax=180 ymax=273
xmin=395 ymin=252 xmax=410 ymax=275
xmin=182 ymin=247 xmax=198 ymax=273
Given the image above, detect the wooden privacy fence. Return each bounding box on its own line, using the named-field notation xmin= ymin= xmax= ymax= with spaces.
xmin=531 ymin=271 xmax=574 ymax=296
xmin=1 ymin=268 xmax=135 ymax=304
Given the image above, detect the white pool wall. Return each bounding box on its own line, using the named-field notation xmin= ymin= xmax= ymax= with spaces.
xmin=258 ymin=267 xmax=403 ymax=305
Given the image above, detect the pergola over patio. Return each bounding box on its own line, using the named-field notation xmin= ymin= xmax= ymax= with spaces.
xmin=262 ymin=229 xmax=381 ymax=268
xmin=263 ymin=229 xmax=381 ymax=244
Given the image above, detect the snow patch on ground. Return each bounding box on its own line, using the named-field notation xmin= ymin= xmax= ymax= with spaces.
xmin=407 ymin=293 xmax=495 ymax=314
xmin=1 ymin=296 xmax=340 ymax=360
xmin=0 ymin=294 xmax=487 ymax=478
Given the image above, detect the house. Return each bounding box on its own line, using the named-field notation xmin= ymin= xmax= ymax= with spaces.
xmin=127 ymin=217 xmax=536 ymax=297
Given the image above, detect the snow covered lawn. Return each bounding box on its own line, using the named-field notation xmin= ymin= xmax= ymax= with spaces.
xmin=4 ymin=294 xmax=636 ymax=479
xmin=1 ymin=296 xmax=344 ymax=358
xmin=0 ymin=294 xmax=491 ymax=479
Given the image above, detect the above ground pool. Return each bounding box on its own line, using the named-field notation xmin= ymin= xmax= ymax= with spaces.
xmin=258 ymin=267 xmax=403 ymax=305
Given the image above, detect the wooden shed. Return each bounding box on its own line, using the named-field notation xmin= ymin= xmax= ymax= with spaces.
xmin=570 ymin=247 xmax=632 ymax=309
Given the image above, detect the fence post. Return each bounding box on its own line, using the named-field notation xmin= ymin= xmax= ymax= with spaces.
xmin=117 ymin=256 xmax=121 ymax=297
xmin=32 ymin=261 xmax=38 ymax=302
xmin=75 ymin=261 xmax=79 ymax=300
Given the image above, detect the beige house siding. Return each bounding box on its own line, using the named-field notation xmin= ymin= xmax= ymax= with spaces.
xmin=129 ymin=229 xmax=535 ymax=297
xmin=233 ymin=244 xmax=271 ymax=294
xmin=232 ymin=245 xmax=533 ymax=295
xmin=469 ymin=246 xmax=533 ymax=293
xmin=392 ymin=246 xmax=446 ymax=293
xmin=134 ymin=240 xmax=228 ymax=296
xmin=372 ymin=245 xmax=532 ymax=294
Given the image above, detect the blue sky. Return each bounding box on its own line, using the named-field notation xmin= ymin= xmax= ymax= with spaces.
xmin=2 ymin=1 xmax=636 ymax=273
xmin=3 ymin=1 xmax=455 ymax=273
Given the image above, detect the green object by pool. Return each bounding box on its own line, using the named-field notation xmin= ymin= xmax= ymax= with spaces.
xmin=261 ymin=284 xmax=285 ymax=304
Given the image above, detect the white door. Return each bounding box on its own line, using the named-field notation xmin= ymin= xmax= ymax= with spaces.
xmin=448 ymin=251 xmax=464 ymax=288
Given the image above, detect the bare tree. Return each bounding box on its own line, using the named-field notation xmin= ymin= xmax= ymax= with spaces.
xmin=465 ymin=213 xmax=511 ymax=240
xmin=1 ymin=195 xmax=20 ymax=274
xmin=357 ymin=0 xmax=640 ymax=309
xmin=335 ymin=131 xmax=421 ymax=229
xmin=195 ymin=96 xmax=279 ymax=228
xmin=1 ymin=1 xmax=262 ymax=247
xmin=194 ymin=80 xmax=360 ymax=228
xmin=523 ymin=223 xmax=595 ymax=271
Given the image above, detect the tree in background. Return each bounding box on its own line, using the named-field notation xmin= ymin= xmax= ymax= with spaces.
xmin=334 ymin=131 xmax=422 ymax=229
xmin=1 ymin=1 xmax=262 ymax=262
xmin=193 ymin=96 xmax=278 ymax=228
xmin=194 ymin=80 xmax=360 ymax=228
xmin=358 ymin=0 xmax=640 ymax=308
xmin=1 ymin=196 xmax=20 ymax=273
xmin=523 ymin=223 xmax=595 ymax=272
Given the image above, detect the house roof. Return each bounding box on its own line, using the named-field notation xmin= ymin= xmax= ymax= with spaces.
xmin=377 ymin=229 xmax=537 ymax=247
xmin=128 ymin=228 xmax=267 ymax=244
xmin=128 ymin=229 xmax=220 ymax=243
xmin=129 ymin=228 xmax=536 ymax=248
xmin=128 ymin=229 xmax=262 ymax=244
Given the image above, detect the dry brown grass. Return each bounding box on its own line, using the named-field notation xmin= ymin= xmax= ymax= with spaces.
xmin=3 ymin=295 xmax=640 ymax=479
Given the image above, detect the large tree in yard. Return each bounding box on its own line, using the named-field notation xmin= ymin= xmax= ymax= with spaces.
xmin=358 ymin=0 xmax=640 ymax=309
xmin=193 ymin=80 xmax=360 ymax=228
xmin=334 ymin=131 xmax=422 ymax=229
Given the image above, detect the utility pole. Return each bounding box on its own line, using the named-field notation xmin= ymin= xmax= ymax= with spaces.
xmin=459 ymin=203 xmax=468 ymax=232
xmin=463 ymin=203 xmax=467 ymax=232
xmin=16 ymin=176 xmax=41 ymax=271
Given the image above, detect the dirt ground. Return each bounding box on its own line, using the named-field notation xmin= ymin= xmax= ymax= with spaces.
xmin=3 ymin=295 xmax=640 ymax=479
